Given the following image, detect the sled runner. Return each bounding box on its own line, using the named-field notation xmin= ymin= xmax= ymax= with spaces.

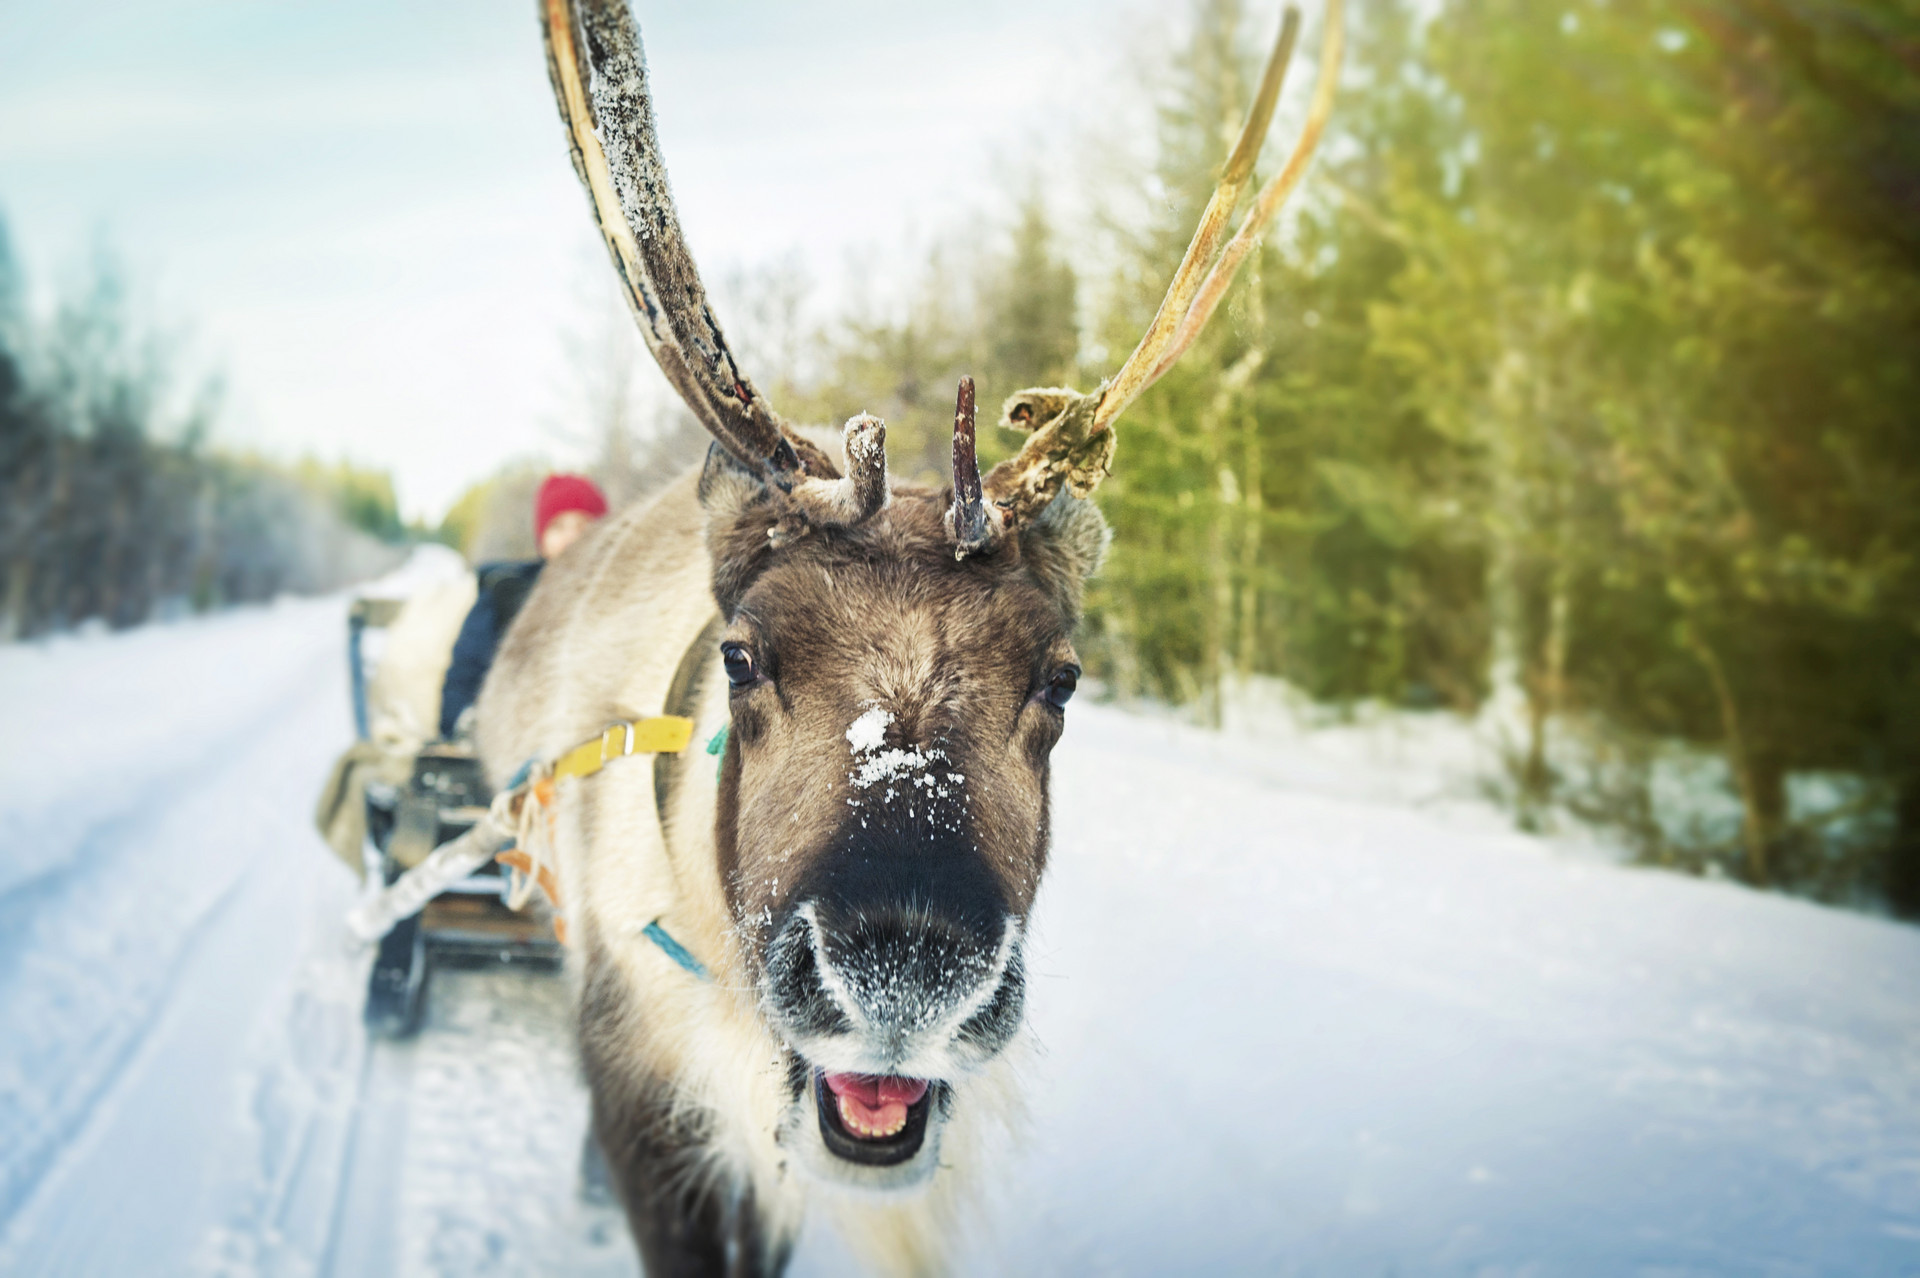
xmin=336 ymin=594 xmax=563 ymax=1039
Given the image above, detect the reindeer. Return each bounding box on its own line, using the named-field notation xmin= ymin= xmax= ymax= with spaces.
xmin=475 ymin=0 xmax=1341 ymax=1271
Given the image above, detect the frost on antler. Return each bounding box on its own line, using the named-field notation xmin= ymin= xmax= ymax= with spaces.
xmin=542 ymin=0 xmax=893 ymax=530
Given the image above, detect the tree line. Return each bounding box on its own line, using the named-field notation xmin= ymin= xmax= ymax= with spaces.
xmin=694 ymin=0 xmax=1918 ymax=913
xmin=0 ymin=221 xmax=406 ymax=642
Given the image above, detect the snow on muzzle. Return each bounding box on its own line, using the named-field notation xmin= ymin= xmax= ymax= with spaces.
xmin=764 ymin=899 xmax=1025 ymax=1176
xmin=766 ymin=900 xmax=1026 ymax=1077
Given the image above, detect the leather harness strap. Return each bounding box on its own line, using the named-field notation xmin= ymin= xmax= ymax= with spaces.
xmin=493 ymin=614 xmax=725 ymax=977
xmin=654 ymin=613 xmax=727 ymax=821
xmin=356 ymin=619 xmax=726 ymax=957
xmin=550 ymin=715 xmax=697 ymax=780
xmin=533 ymin=613 xmax=723 ymax=784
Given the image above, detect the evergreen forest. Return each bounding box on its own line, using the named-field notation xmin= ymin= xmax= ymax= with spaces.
xmin=709 ymin=0 xmax=1920 ymax=912
xmin=0 ymin=232 xmax=407 ymax=643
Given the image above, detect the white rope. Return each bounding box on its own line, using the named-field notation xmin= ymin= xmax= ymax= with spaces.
xmin=344 ymin=782 xmax=526 ymax=944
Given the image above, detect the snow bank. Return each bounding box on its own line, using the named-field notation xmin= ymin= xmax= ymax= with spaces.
xmin=915 ymin=701 xmax=1920 ymax=1275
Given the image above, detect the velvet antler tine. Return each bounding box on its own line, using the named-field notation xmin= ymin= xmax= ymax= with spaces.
xmin=947 ymin=377 xmax=995 ymax=554
xmin=1220 ymin=7 xmax=1302 ymax=191
xmin=786 ymin=414 xmax=890 ymax=527
xmin=545 ymin=0 xmax=1337 ymax=543
xmin=542 ymin=0 xmax=802 ymax=481
xmin=951 ymin=376 xmax=982 ymax=514
xmin=1147 ymin=0 xmax=1344 ymax=386
xmin=1091 ymin=6 xmax=1302 ymax=434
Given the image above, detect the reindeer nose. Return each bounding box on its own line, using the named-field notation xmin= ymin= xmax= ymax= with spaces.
xmin=802 ymin=807 xmax=1011 ymax=958
xmin=764 ymin=817 xmax=1026 ymax=1067
xmin=768 ymin=903 xmax=1026 ymax=1071
xmin=816 ymin=907 xmax=1007 ymax=1038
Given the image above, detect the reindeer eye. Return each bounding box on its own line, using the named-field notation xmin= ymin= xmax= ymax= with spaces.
xmin=1043 ymin=664 xmax=1080 ymax=710
xmin=721 ymin=643 xmax=757 ymax=688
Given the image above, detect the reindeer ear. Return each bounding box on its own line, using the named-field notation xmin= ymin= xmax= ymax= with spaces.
xmin=1019 ymin=490 xmax=1111 ymax=616
xmin=698 ymin=444 xmax=785 ymax=616
xmin=697 ymin=440 xmax=770 ymax=521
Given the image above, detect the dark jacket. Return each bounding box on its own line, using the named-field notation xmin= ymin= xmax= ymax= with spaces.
xmin=439 ymin=560 xmax=543 ymax=738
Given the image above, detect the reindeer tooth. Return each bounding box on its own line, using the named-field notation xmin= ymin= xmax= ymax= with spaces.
xmin=837 ymin=1091 xmax=907 ymax=1139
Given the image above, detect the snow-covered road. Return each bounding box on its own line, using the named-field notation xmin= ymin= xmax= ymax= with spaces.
xmin=2 ymin=578 xmax=1916 ymax=1276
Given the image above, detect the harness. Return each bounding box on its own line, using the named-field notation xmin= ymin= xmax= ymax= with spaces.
xmin=346 ymin=615 xmax=726 ymax=984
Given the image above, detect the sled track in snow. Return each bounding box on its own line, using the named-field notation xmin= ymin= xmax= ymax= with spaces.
xmin=0 ymin=664 xmax=333 ymax=1231
xmin=0 ymin=610 xmax=637 ymax=1274
xmin=319 ymin=965 xmax=637 ymax=1278
xmin=0 ymin=601 xmax=378 ymax=1274
xmin=0 ymin=864 xmax=251 ymax=1224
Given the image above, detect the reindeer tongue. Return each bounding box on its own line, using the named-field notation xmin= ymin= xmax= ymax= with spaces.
xmin=822 ymin=1072 xmax=930 ymax=1141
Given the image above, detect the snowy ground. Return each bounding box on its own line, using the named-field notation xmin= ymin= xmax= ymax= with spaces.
xmin=2 ymin=559 xmax=1917 ymax=1277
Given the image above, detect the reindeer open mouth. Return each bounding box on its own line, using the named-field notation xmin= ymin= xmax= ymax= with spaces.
xmin=813 ymin=1072 xmax=939 ymax=1166
xmin=762 ymin=887 xmax=1025 ymax=1183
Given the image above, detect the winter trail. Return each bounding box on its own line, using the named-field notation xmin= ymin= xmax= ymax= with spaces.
xmin=0 ymin=567 xmax=1915 ymax=1275
xmin=0 ymin=598 xmax=351 ymax=1258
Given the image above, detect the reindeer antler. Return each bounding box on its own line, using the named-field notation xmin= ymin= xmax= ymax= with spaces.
xmin=542 ymin=0 xmax=887 ymax=527
xmin=969 ymin=0 xmax=1344 ymax=554
xmin=947 ymin=377 xmax=991 ymax=555
xmin=1150 ymin=0 xmax=1344 ymax=384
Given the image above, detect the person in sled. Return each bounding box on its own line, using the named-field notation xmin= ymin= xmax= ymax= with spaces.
xmin=438 ymin=473 xmax=607 ymax=739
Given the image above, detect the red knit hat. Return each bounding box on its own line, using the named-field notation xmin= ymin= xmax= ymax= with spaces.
xmin=534 ymin=473 xmax=608 ymax=543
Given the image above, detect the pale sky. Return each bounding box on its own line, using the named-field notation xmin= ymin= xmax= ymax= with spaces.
xmin=0 ymin=0 xmax=1157 ymax=519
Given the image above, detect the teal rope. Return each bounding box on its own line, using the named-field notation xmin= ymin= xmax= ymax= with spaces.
xmin=635 ymin=727 xmax=730 ymax=983
xmin=643 ymin=920 xmax=711 ymax=981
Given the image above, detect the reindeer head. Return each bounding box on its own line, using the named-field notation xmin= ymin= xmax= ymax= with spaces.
xmin=543 ymin=0 xmax=1340 ymax=1191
